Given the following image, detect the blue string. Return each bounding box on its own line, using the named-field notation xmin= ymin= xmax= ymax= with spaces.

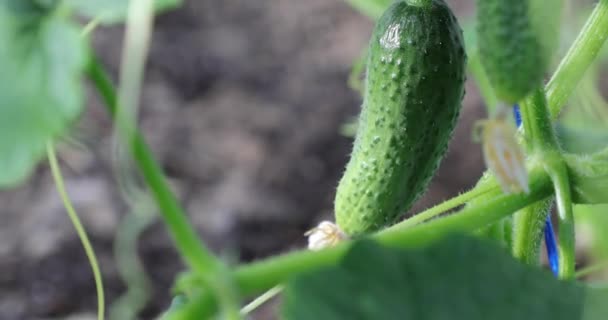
xmin=512 ymin=104 xmax=559 ymax=276
xmin=544 ymin=216 xmax=560 ymax=275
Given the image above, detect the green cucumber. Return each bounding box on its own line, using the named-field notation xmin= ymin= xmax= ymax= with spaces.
xmin=334 ymin=0 xmax=467 ymax=236
xmin=476 ymin=0 xmax=557 ymax=103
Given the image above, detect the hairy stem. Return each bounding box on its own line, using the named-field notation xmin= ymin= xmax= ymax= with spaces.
xmin=547 ymin=0 xmax=608 ymax=118
xmin=520 ymin=88 xmax=576 ymax=279
xmin=546 ymin=161 xmax=576 ymax=279
xmin=167 ymin=168 xmax=553 ymax=319
xmin=512 ymin=199 xmax=553 ymax=265
xmin=390 ymin=182 xmax=498 ymax=230
xmin=520 ymin=89 xmax=559 ymax=151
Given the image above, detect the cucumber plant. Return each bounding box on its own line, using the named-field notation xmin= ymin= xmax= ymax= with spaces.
xmin=2 ymin=0 xmax=608 ymax=319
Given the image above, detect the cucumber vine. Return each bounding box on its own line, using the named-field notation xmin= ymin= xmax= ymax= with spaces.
xmin=1 ymin=0 xmax=608 ymax=319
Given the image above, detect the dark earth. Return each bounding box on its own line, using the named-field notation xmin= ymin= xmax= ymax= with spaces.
xmin=0 ymin=0 xmax=495 ymax=319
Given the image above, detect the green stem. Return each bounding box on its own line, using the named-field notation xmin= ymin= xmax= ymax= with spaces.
xmin=512 ymin=199 xmax=553 ymax=265
xmin=575 ymin=260 xmax=608 ymax=278
xmin=547 ymin=0 xmax=608 ymax=118
xmin=86 ymin=57 xmax=222 ymax=278
xmin=168 ymin=168 xmax=553 ymax=319
xmin=390 ymin=182 xmax=497 ymax=230
xmin=109 ymin=202 xmax=154 ymax=320
xmin=240 ymin=285 xmax=284 ymax=315
xmin=520 ymin=86 xmax=576 ymax=279
xmin=47 ymin=143 xmax=105 ymax=320
xmin=520 ymin=88 xmax=559 ymax=151
xmin=546 ymin=161 xmax=576 ymax=279
xmin=344 ymin=0 xmax=392 ymax=19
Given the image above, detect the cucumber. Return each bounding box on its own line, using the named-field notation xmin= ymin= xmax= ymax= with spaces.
xmin=476 ymin=0 xmax=550 ymax=103
xmin=334 ymin=0 xmax=467 ymax=236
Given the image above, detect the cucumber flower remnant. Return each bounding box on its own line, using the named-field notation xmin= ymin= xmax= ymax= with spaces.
xmin=305 ymin=221 xmax=348 ymax=251
xmin=476 ymin=106 xmax=530 ymax=194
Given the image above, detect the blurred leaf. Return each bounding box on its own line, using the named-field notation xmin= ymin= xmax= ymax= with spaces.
xmin=344 ymin=0 xmax=392 ymax=20
xmin=566 ymin=149 xmax=608 ymax=204
xmin=0 ymin=3 xmax=87 ymax=187
xmin=67 ymin=0 xmax=182 ymax=24
xmin=557 ymin=124 xmax=608 ymax=154
xmin=575 ymin=204 xmax=608 ymax=262
xmin=584 ymin=284 xmax=608 ymax=320
xmin=282 ymin=235 xmax=585 ymax=320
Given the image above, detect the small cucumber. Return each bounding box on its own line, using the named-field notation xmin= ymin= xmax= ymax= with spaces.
xmin=476 ymin=0 xmax=556 ymax=103
xmin=334 ymin=0 xmax=467 ymax=236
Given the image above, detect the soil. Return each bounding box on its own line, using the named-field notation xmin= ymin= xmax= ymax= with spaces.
xmin=0 ymin=1 xmax=486 ymax=319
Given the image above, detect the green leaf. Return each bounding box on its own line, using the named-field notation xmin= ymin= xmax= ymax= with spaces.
xmin=67 ymin=0 xmax=182 ymax=24
xmin=566 ymin=149 xmax=608 ymax=204
xmin=0 ymin=3 xmax=87 ymax=187
xmin=344 ymin=0 xmax=392 ymax=20
xmin=282 ymin=235 xmax=586 ymax=320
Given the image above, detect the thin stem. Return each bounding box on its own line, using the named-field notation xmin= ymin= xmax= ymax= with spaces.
xmin=575 ymin=260 xmax=608 ymax=279
xmin=47 ymin=143 xmax=105 ymax=320
xmin=167 ymin=168 xmax=553 ymax=319
xmin=86 ymin=57 xmax=223 ymax=278
xmin=240 ymin=286 xmax=284 ymax=315
xmin=391 ymin=182 xmax=497 ymax=230
xmin=344 ymin=0 xmax=392 ymax=19
xmin=81 ymin=17 xmax=101 ymax=37
xmin=546 ymin=161 xmax=576 ymax=279
xmin=109 ymin=201 xmax=154 ymax=320
xmin=547 ymin=0 xmax=608 ymax=118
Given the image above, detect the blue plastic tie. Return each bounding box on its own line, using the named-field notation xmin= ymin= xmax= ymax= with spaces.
xmin=512 ymin=104 xmax=559 ymax=276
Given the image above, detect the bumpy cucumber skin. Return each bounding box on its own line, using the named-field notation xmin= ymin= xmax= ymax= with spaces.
xmin=476 ymin=0 xmax=544 ymax=103
xmin=335 ymin=0 xmax=466 ymax=236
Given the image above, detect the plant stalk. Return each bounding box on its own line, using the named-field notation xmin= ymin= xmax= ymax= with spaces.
xmin=547 ymin=0 xmax=608 ymax=118
xmin=167 ymin=168 xmax=553 ymax=319
xmin=86 ymin=57 xmax=223 ymax=279
xmin=519 ymin=88 xmax=576 ymax=279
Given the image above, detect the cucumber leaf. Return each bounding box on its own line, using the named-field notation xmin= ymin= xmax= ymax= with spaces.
xmin=282 ymin=235 xmax=587 ymax=320
xmin=67 ymin=0 xmax=182 ymax=24
xmin=0 ymin=2 xmax=87 ymax=187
